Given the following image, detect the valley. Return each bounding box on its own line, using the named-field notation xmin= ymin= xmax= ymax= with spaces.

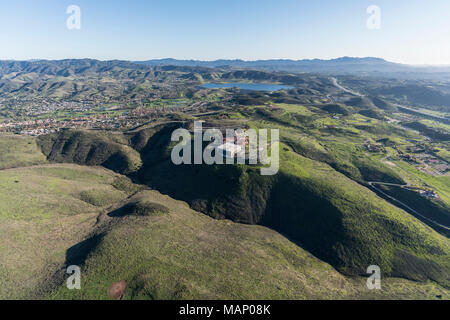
xmin=0 ymin=59 xmax=449 ymax=300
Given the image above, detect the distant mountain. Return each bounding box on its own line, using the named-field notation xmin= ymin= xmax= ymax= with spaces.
xmin=0 ymin=59 xmax=193 ymax=101
xmin=1 ymin=59 xmax=450 ymax=105
xmin=2 ymin=58 xmax=450 ymax=78
xmin=0 ymin=59 xmax=329 ymax=102
xmin=135 ymin=57 xmax=450 ymax=76
xmin=0 ymin=59 xmax=148 ymax=76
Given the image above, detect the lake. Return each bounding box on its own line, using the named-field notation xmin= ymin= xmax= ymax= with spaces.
xmin=201 ymin=83 xmax=293 ymax=92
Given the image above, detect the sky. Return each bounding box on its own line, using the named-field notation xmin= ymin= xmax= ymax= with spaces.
xmin=0 ymin=0 xmax=449 ymax=65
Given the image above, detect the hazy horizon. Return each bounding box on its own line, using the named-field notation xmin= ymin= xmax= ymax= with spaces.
xmin=2 ymin=56 xmax=449 ymax=67
xmin=1 ymin=0 xmax=449 ymax=65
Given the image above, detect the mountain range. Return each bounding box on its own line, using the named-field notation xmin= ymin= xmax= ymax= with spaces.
xmin=135 ymin=57 xmax=450 ymax=75
xmin=2 ymin=57 xmax=450 ymax=78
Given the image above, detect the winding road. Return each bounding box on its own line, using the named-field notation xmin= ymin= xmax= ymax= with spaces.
xmin=330 ymin=77 xmax=362 ymax=97
xmin=329 ymin=77 xmax=450 ymax=231
xmin=368 ymin=181 xmax=449 ymax=231
xmin=330 ymin=77 xmax=448 ymax=122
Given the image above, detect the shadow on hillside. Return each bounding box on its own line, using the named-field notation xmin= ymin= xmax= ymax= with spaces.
xmin=65 ymin=234 xmax=104 ymax=267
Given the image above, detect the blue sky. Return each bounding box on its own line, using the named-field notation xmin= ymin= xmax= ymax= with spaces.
xmin=0 ymin=0 xmax=449 ymax=64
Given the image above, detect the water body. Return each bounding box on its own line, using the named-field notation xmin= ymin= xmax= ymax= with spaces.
xmin=201 ymin=83 xmax=293 ymax=92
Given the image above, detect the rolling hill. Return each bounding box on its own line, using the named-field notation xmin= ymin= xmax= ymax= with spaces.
xmin=0 ymin=155 xmax=447 ymax=299
xmin=35 ymin=124 xmax=450 ymax=290
xmin=135 ymin=57 xmax=450 ymax=76
xmin=0 ymin=58 xmax=449 ymax=301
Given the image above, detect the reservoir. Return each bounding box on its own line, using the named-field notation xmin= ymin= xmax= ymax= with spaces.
xmin=201 ymin=83 xmax=293 ymax=92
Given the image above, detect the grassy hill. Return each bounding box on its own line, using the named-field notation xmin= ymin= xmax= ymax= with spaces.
xmin=0 ymin=133 xmax=449 ymax=299
xmin=377 ymin=185 xmax=450 ymax=226
xmin=0 ymin=164 xmax=134 ymax=299
xmin=139 ymin=142 xmax=450 ymax=286
xmin=0 ymin=134 xmax=47 ymax=170
xmin=1 ymin=58 xmax=449 ymax=300
xmin=38 ymin=130 xmax=142 ymax=175
xmin=34 ymin=123 xmax=450 ymax=289
xmin=48 ymin=189 xmax=449 ymax=300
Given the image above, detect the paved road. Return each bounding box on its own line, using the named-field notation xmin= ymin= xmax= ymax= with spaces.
xmin=330 ymin=76 xmax=448 ymax=123
xmin=328 ymin=78 xmax=449 ymax=230
xmin=394 ymin=104 xmax=449 ymax=124
xmin=368 ymin=181 xmax=450 ymax=231
xmin=369 ymin=152 xmax=450 ymax=230
xmin=370 ymin=142 xmax=448 ymax=230
xmin=330 ymin=77 xmax=362 ymax=97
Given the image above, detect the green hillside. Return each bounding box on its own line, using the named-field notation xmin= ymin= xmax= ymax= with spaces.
xmin=0 ymin=132 xmax=449 ymax=300
xmin=0 ymin=164 xmax=133 ymax=299
xmin=35 ymin=125 xmax=450 ymax=289
xmin=0 ymin=134 xmax=47 ymax=170
xmin=139 ymin=140 xmax=450 ymax=286
xmin=48 ymin=189 xmax=449 ymax=300
xmin=38 ymin=130 xmax=142 ymax=175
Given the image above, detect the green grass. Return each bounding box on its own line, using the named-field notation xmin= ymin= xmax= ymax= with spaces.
xmin=2 ymin=104 xmax=449 ymax=300
xmin=0 ymin=131 xmax=448 ymax=300
xmin=0 ymin=134 xmax=48 ymax=169
xmin=48 ymin=190 xmax=449 ymax=300
xmin=273 ymin=103 xmax=314 ymax=116
xmin=435 ymin=147 xmax=450 ymax=163
xmin=133 ymin=122 xmax=449 ymax=287
xmin=377 ymin=185 xmax=450 ymax=226
xmin=394 ymin=160 xmax=450 ymax=206
xmin=0 ymin=164 xmax=130 ymax=299
xmin=38 ymin=129 xmax=142 ymax=174
xmin=273 ymin=145 xmax=450 ymax=279
xmin=79 ymin=189 xmax=126 ymax=207
xmin=420 ymin=119 xmax=450 ymax=132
